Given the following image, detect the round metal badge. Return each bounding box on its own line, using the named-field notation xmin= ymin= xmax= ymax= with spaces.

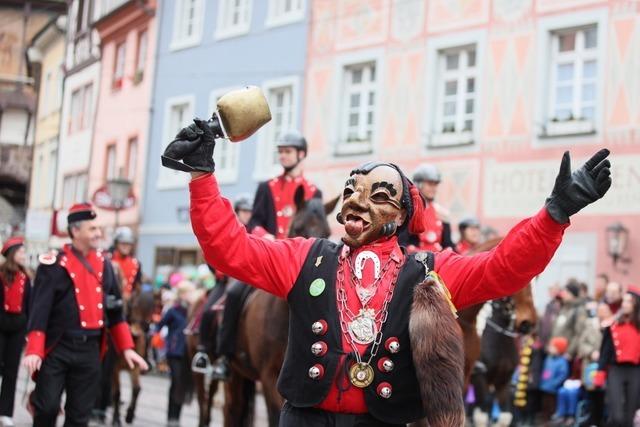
xmin=349 ymin=362 xmax=374 ymax=388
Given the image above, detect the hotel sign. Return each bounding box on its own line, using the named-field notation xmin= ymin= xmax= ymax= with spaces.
xmin=483 ymin=155 xmax=640 ymax=218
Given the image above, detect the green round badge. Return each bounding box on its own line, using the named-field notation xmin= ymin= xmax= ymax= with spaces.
xmin=309 ymin=278 xmax=326 ymax=297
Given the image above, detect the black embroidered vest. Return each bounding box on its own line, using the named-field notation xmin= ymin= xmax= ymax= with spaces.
xmin=276 ymin=239 xmax=433 ymax=424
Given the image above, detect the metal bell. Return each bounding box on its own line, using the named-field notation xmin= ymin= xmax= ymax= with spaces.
xmin=311 ymin=341 xmax=327 ymax=357
xmin=385 ymin=337 xmax=400 ymax=353
xmin=308 ymin=364 xmax=324 ymax=380
xmin=312 ymin=320 xmax=327 ymax=335
xmin=377 ymin=382 xmax=392 ymax=399
xmin=377 ymin=357 xmax=394 ymax=372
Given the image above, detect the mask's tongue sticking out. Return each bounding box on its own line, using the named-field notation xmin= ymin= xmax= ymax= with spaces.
xmin=345 ymin=216 xmax=364 ymax=237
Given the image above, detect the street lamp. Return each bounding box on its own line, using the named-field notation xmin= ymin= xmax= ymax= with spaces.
xmin=106 ymin=176 xmax=132 ymax=229
xmin=606 ymin=222 xmax=630 ymax=268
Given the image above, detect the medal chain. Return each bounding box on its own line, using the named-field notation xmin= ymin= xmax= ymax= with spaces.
xmin=336 ymin=253 xmax=402 ymax=367
xmin=346 ymin=255 xmax=395 ymax=309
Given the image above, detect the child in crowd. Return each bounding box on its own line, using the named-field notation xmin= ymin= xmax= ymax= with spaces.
xmin=540 ymin=337 xmax=570 ymax=422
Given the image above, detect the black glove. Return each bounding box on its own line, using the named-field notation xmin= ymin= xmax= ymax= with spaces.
xmin=545 ymin=149 xmax=612 ymax=223
xmin=161 ymin=118 xmax=218 ymax=173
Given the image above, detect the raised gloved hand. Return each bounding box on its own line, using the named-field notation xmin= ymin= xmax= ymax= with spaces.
xmin=161 ymin=118 xmax=219 ymax=173
xmin=545 ymin=149 xmax=612 ymax=224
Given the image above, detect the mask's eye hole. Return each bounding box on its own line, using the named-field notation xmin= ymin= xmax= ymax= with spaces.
xmin=343 ymin=188 xmax=354 ymax=200
xmin=371 ymin=192 xmax=389 ymax=202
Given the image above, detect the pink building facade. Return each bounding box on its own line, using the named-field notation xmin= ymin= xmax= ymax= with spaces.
xmin=302 ymin=0 xmax=640 ymax=307
xmin=89 ymin=0 xmax=157 ymax=239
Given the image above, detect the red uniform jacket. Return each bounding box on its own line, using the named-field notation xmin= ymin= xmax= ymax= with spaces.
xmin=190 ymin=173 xmax=567 ymax=413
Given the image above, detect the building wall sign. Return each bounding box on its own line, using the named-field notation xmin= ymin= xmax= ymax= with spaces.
xmin=483 ymin=155 xmax=640 ymax=218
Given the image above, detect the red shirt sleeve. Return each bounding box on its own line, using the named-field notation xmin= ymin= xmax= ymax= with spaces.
xmin=189 ymin=174 xmax=314 ymax=299
xmin=435 ymin=208 xmax=569 ymax=310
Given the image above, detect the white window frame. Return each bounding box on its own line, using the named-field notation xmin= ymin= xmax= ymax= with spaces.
xmin=209 ymin=88 xmax=240 ymax=184
xmin=334 ymin=57 xmax=380 ymax=156
xmin=424 ymin=30 xmax=485 ymax=152
xmin=535 ymin=9 xmax=607 ymax=143
xmin=105 ymin=144 xmax=117 ymax=180
xmin=113 ymin=41 xmax=126 ymax=90
xmin=157 ymin=95 xmax=195 ymax=190
xmin=127 ymin=137 xmax=138 ymax=181
xmin=215 ymin=0 xmax=252 ymax=40
xmin=255 ymin=76 xmax=300 ymax=180
xmin=431 ymin=45 xmax=477 ymax=147
xmin=265 ymin=0 xmax=305 ymax=28
xmin=170 ymin=0 xmax=205 ymax=52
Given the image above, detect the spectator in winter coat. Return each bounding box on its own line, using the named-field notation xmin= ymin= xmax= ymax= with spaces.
xmin=540 ymin=337 xmax=570 ymax=421
xmin=551 ymin=280 xmax=588 ymax=360
xmin=604 ymin=281 xmax=623 ymax=315
xmin=154 ymin=281 xmax=195 ymax=427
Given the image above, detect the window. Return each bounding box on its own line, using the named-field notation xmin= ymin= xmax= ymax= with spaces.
xmin=113 ymin=42 xmax=126 ymax=89
xmin=76 ymin=0 xmax=89 ymax=34
xmin=68 ymin=83 xmax=93 ymax=134
xmin=209 ymin=90 xmax=240 ymax=183
xmin=215 ymin=0 xmax=252 ymax=39
xmin=158 ymin=95 xmax=194 ymax=189
xmin=266 ymin=0 xmax=304 ymax=27
xmin=545 ymin=25 xmax=598 ymax=136
xmin=338 ymin=62 xmax=376 ymax=154
xmin=62 ymin=172 xmax=88 ymax=208
xmin=431 ymin=45 xmax=476 ymax=146
xmin=126 ymin=137 xmax=138 ymax=181
xmin=170 ymin=0 xmax=204 ymax=51
xmin=47 ymin=142 xmax=57 ymax=204
xmin=134 ymin=30 xmax=148 ymax=83
xmin=105 ymin=144 xmax=117 ymax=180
xmin=256 ymin=78 xmax=298 ymax=178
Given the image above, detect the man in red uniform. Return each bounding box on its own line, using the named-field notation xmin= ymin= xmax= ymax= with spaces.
xmin=22 ymin=204 xmax=148 ymax=426
xmin=163 ymin=118 xmax=611 ymax=426
xmin=455 ymin=217 xmax=481 ymax=255
xmin=110 ymin=226 xmax=142 ymax=299
xmin=209 ymin=130 xmax=322 ymax=380
xmin=399 ymin=164 xmax=454 ymax=253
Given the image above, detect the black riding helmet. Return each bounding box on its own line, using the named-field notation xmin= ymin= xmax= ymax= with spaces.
xmin=277 ymin=130 xmax=307 ymax=155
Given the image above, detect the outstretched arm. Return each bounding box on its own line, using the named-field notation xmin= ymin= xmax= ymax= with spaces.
xmin=190 ymin=172 xmax=313 ymax=299
xmin=437 ymin=149 xmax=611 ymax=310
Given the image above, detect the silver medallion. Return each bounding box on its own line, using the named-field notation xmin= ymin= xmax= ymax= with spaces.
xmin=348 ymin=308 xmax=377 ymax=345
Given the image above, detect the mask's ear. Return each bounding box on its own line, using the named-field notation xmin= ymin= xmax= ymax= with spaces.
xmin=294 ymin=185 xmax=307 ymax=212
xmin=324 ymin=194 xmax=341 ymax=215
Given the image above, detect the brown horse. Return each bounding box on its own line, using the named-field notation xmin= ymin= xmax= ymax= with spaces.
xmin=458 ymin=238 xmax=537 ymax=427
xmin=224 ymin=188 xmax=338 ymax=427
xmin=111 ymin=287 xmax=155 ymax=426
xmin=185 ymin=289 xmax=224 ymax=427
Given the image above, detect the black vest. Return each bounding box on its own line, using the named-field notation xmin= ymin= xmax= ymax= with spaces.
xmin=277 ymin=239 xmax=433 ymax=424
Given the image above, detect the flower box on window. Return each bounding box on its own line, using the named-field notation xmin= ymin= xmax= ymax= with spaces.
xmin=544 ymin=118 xmax=595 ymax=137
xmin=429 ymin=130 xmax=473 ymax=147
xmin=112 ymin=78 xmax=123 ymax=90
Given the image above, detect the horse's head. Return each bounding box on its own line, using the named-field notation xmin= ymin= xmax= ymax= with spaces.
xmin=288 ymin=186 xmax=339 ymax=239
xmin=513 ymin=283 xmax=537 ymax=334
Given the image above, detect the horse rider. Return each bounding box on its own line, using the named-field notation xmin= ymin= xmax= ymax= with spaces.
xmin=110 ymin=226 xmax=142 ymax=300
xmin=0 ymin=237 xmax=31 ymax=427
xmin=22 ymin=203 xmax=148 ymax=426
xmin=208 ymin=130 xmax=322 ymax=380
xmin=398 ymin=163 xmax=454 ymax=253
xmin=163 ymin=115 xmax=611 ymax=426
xmin=456 ymin=217 xmax=482 ymax=255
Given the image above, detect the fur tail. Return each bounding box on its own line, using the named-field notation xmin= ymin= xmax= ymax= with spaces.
xmin=409 ymin=278 xmax=465 ymax=427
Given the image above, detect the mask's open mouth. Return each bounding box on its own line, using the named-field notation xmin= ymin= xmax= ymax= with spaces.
xmin=344 ymin=213 xmax=371 ymax=236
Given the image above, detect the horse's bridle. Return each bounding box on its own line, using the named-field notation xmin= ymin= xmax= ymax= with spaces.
xmin=485 ymin=298 xmax=520 ymax=338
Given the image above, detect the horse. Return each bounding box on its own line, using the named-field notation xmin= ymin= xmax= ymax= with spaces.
xmin=110 ymin=287 xmax=155 ymax=426
xmin=185 ymin=286 xmax=225 ymax=427
xmin=224 ymin=188 xmax=338 ymax=427
xmin=459 ymin=238 xmax=537 ymax=427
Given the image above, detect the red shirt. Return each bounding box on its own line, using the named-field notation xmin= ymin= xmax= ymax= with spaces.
xmin=415 ymin=203 xmax=443 ymax=252
xmin=190 ymin=173 xmax=568 ymax=413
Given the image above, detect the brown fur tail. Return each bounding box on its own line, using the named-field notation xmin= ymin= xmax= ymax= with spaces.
xmin=409 ymin=278 xmax=465 ymax=427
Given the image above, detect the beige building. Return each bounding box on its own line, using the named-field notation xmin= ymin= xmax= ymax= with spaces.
xmin=25 ymin=16 xmax=67 ymax=259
